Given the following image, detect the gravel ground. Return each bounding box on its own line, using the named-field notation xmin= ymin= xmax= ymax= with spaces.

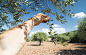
xmin=18 ymin=41 xmax=86 ymax=55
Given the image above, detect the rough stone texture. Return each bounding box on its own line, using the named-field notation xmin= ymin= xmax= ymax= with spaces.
xmin=18 ymin=41 xmax=86 ymax=55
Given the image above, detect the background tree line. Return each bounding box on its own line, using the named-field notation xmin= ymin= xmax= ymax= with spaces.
xmin=28 ymin=17 xmax=86 ymax=46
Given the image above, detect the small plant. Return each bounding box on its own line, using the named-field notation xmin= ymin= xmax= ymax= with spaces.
xmin=62 ymin=43 xmax=68 ymax=46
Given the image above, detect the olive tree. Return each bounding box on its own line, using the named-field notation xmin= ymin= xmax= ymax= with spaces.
xmin=0 ymin=0 xmax=77 ymax=45
xmin=77 ymin=17 xmax=86 ymax=43
xmin=0 ymin=0 xmax=77 ymax=34
xmin=31 ymin=32 xmax=48 ymax=45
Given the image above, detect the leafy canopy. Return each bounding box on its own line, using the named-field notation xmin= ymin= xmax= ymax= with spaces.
xmin=31 ymin=32 xmax=48 ymax=41
xmin=77 ymin=17 xmax=86 ymax=41
xmin=0 ymin=0 xmax=77 ymax=34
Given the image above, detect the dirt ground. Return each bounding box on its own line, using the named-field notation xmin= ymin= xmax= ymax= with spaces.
xmin=18 ymin=41 xmax=86 ymax=55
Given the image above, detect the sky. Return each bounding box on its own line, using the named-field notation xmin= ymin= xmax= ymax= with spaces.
xmin=2 ymin=0 xmax=86 ymax=39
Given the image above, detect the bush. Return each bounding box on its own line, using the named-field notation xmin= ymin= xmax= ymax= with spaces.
xmin=77 ymin=17 xmax=86 ymax=43
xmin=26 ymin=38 xmax=30 ymax=42
xmin=69 ymin=31 xmax=86 ymax=43
xmin=57 ymin=34 xmax=70 ymax=41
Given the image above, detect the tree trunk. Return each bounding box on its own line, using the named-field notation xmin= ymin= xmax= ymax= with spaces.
xmin=39 ymin=41 xmax=42 ymax=46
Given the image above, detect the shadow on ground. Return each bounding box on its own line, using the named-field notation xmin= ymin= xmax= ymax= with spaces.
xmin=77 ymin=43 xmax=86 ymax=45
xmin=27 ymin=44 xmax=43 ymax=46
xmin=55 ymin=49 xmax=86 ymax=55
xmin=55 ymin=43 xmax=86 ymax=55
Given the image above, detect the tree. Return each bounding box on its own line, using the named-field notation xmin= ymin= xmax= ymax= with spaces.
xmin=77 ymin=17 xmax=86 ymax=43
xmin=26 ymin=38 xmax=30 ymax=42
xmin=0 ymin=0 xmax=77 ymax=33
xmin=31 ymin=32 xmax=48 ymax=45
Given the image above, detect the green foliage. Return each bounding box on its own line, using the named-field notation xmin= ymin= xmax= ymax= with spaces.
xmin=49 ymin=30 xmax=80 ymax=45
xmin=48 ymin=35 xmax=52 ymax=38
xmin=62 ymin=43 xmax=68 ymax=46
xmin=69 ymin=33 xmax=80 ymax=43
xmin=58 ymin=34 xmax=70 ymax=40
xmin=26 ymin=38 xmax=30 ymax=42
xmin=0 ymin=0 xmax=77 ymax=33
xmin=49 ymin=33 xmax=69 ymax=45
xmin=50 ymin=21 xmax=86 ymax=44
xmin=76 ymin=17 xmax=86 ymax=43
xmin=31 ymin=32 xmax=48 ymax=45
xmin=31 ymin=32 xmax=48 ymax=41
xmin=55 ymin=28 xmax=86 ymax=43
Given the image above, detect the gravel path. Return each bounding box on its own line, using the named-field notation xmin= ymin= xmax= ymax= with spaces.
xmin=18 ymin=41 xmax=86 ymax=55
